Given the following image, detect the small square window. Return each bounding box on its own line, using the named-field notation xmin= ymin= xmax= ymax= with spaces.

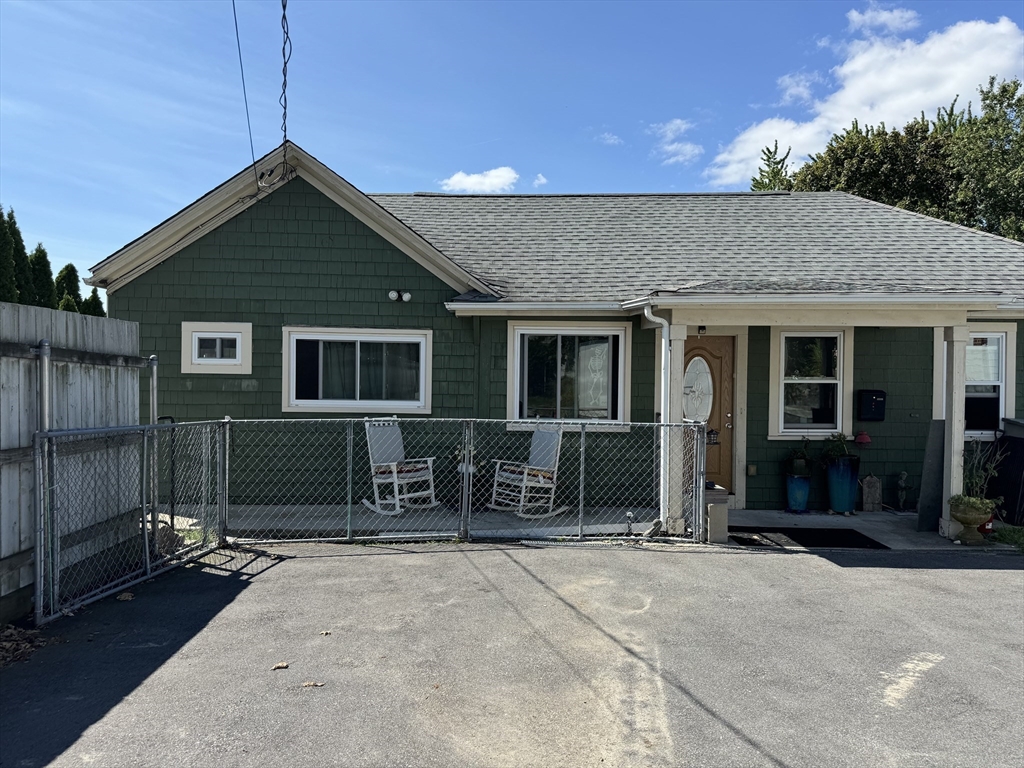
xmin=180 ymin=323 xmax=251 ymax=374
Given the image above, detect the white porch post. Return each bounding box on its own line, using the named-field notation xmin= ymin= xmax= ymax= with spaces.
xmin=940 ymin=324 xmax=968 ymax=539
xmin=666 ymin=322 xmax=688 ymax=535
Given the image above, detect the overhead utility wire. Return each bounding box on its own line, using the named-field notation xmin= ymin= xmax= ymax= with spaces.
xmin=280 ymin=0 xmax=292 ymax=165
xmin=231 ymin=0 xmax=259 ymax=189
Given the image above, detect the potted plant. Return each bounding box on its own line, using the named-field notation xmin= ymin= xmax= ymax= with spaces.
xmin=785 ymin=437 xmax=812 ymax=513
xmin=949 ymin=439 xmax=1006 ymax=544
xmin=820 ymin=432 xmax=860 ymax=514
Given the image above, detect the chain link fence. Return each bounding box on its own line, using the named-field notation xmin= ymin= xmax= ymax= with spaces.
xmin=34 ymin=422 xmax=224 ymax=624
xmin=34 ymin=417 xmax=705 ymax=623
xmin=225 ymin=419 xmax=705 ymax=544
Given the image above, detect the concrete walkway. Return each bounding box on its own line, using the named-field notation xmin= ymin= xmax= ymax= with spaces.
xmin=727 ymin=508 xmax=1013 ymax=551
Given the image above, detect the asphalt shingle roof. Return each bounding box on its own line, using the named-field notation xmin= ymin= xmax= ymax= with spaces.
xmin=369 ymin=191 xmax=1024 ymax=303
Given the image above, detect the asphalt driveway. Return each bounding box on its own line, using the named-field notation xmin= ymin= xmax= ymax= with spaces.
xmin=1 ymin=542 xmax=1022 ymax=768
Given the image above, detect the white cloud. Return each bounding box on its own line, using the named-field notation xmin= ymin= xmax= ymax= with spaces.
xmin=597 ymin=132 xmax=623 ymax=145
xmin=705 ymin=16 xmax=1024 ymax=188
xmin=440 ymin=166 xmax=519 ymax=193
xmin=649 ymin=118 xmax=704 ymax=166
xmin=776 ymin=71 xmax=822 ymax=105
xmin=532 ymin=173 xmax=548 ymax=188
xmin=848 ymin=2 xmax=920 ymax=34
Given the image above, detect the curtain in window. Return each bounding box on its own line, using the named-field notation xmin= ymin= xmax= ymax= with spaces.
xmin=322 ymin=341 xmax=356 ymax=400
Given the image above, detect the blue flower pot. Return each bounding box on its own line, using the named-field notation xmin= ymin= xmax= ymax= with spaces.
xmin=786 ymin=474 xmax=810 ymax=513
xmin=827 ymin=456 xmax=860 ymax=513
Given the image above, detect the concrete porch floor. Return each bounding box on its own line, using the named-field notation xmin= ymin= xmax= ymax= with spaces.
xmin=727 ymin=508 xmax=1014 ymax=551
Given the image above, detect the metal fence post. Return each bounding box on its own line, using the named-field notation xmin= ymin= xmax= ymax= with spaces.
xmin=33 ymin=433 xmax=46 ymax=624
xmin=148 ymin=356 xmax=159 ymax=549
xmin=141 ymin=427 xmax=152 ymax=575
xmin=221 ymin=417 xmax=231 ymax=543
xmin=577 ymin=423 xmax=586 ymax=541
xmin=346 ymin=420 xmax=354 ymax=542
xmin=459 ymin=420 xmax=473 ymax=541
xmin=215 ymin=421 xmax=225 ymax=545
xmin=33 ymin=341 xmax=52 ymax=623
xmin=696 ymin=424 xmax=707 ymax=542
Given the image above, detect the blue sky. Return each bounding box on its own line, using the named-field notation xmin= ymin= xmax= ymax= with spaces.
xmin=1 ymin=0 xmax=1021 ymax=299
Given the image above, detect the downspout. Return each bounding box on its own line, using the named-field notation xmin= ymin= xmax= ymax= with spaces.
xmin=643 ymin=306 xmax=671 ymax=529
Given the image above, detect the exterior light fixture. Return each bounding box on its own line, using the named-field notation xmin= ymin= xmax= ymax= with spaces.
xmin=401 ymin=291 xmax=412 ymax=303
xmin=706 ymin=428 xmax=719 ymax=445
xmin=388 ymin=290 xmax=400 ymax=301
xmin=854 ymin=431 xmax=872 ymax=445
xmin=388 ymin=290 xmax=413 ymax=302
xmin=698 ymin=325 xmax=707 ymax=335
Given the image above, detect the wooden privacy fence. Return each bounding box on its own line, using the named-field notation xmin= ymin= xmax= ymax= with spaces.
xmin=0 ymin=302 xmax=147 ymax=623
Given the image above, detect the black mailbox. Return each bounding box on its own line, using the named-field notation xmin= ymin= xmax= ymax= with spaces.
xmin=858 ymin=389 xmax=886 ymax=422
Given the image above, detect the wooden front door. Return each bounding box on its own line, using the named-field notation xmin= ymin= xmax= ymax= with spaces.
xmin=682 ymin=336 xmax=734 ymax=490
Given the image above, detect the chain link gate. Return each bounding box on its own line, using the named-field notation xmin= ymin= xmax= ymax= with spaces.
xmin=34 ymin=421 xmax=225 ymax=624
xmin=34 ymin=418 xmax=705 ymax=623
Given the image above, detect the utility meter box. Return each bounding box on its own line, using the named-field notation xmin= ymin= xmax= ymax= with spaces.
xmin=858 ymin=389 xmax=887 ymax=421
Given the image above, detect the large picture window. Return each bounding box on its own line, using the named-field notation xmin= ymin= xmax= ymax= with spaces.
xmin=283 ymin=327 xmax=431 ymax=413
xmin=510 ymin=324 xmax=629 ymax=422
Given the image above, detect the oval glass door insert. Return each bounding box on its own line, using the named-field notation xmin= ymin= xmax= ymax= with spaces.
xmin=682 ymin=356 xmax=713 ymax=421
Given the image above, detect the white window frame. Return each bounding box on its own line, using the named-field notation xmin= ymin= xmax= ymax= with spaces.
xmin=506 ymin=320 xmax=631 ymax=428
xmin=768 ymin=327 xmax=855 ymax=439
xmin=180 ymin=322 xmax=252 ymax=375
xmin=933 ymin=323 xmax=1017 ymax=439
xmin=282 ymin=326 xmax=432 ymax=414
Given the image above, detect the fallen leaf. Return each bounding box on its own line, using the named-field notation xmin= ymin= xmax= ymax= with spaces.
xmin=302 ymin=681 xmax=325 ymax=687
xmin=320 ymin=631 xmax=332 ymax=636
xmin=116 ymin=592 xmax=134 ymax=602
xmin=271 ymin=662 xmax=289 ymax=670
xmin=433 ymin=683 xmax=440 ymax=690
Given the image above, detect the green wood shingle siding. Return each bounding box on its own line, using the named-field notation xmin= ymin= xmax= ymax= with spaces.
xmin=109 ymin=177 xmax=657 ymax=424
xmin=745 ymin=327 xmax=935 ymax=511
xmin=110 ymin=178 xmax=477 ymax=422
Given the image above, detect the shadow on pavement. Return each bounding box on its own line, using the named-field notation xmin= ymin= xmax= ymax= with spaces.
xmin=0 ymin=548 xmax=283 ymax=768
xmin=816 ymin=549 xmax=1024 ymax=569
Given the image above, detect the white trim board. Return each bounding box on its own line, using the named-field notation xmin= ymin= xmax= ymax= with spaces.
xmin=90 ymin=143 xmax=494 ymax=297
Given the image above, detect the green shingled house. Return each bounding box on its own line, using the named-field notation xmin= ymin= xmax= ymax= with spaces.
xmin=87 ymin=143 xmax=1024 ymax=535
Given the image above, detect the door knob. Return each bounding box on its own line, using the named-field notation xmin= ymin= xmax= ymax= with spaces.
xmin=725 ymin=423 xmax=733 ymax=429
xmin=727 ymin=413 xmax=732 ymax=418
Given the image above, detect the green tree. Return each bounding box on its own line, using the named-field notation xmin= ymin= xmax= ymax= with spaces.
xmin=0 ymin=211 xmax=16 ymax=302
xmin=6 ymin=209 xmax=35 ymax=305
xmin=948 ymin=77 xmax=1023 ymax=241
xmin=80 ymin=287 xmax=106 ymax=317
xmin=29 ymin=244 xmax=58 ymax=309
xmin=57 ymin=292 xmax=78 ymax=312
xmin=750 ymin=140 xmax=794 ymax=191
xmin=767 ymin=77 xmax=1023 ymax=242
xmin=54 ymin=263 xmax=82 ymax=307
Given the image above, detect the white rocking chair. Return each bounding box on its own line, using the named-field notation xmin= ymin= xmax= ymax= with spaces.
xmin=488 ymin=425 xmax=568 ymax=519
xmin=361 ymin=419 xmax=438 ymax=516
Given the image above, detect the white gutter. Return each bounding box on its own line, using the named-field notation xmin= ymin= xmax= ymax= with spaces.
xmin=622 ymin=292 xmax=1009 ymax=310
xmin=445 ymin=301 xmax=624 ymax=316
xmin=643 ymin=305 xmax=671 ymax=529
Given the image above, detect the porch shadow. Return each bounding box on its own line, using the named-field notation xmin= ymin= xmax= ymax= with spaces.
xmin=814 ymin=549 xmax=1024 ymax=570
xmin=0 ymin=548 xmax=282 ymax=768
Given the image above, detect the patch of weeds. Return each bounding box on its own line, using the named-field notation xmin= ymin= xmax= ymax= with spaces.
xmin=990 ymin=525 xmax=1024 ymax=552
